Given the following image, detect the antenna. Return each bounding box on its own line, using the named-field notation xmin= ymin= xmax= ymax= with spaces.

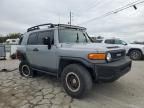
xmin=68 ymin=11 xmax=72 ymax=25
xmin=58 ymin=15 xmax=61 ymax=24
xmin=70 ymin=11 xmax=72 ymax=25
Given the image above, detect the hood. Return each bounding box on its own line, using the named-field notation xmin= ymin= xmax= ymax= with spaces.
xmin=60 ymin=43 xmax=123 ymax=52
xmin=129 ymin=43 xmax=144 ymax=48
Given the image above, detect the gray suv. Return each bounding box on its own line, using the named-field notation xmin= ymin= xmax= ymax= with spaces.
xmin=17 ymin=23 xmax=132 ymax=98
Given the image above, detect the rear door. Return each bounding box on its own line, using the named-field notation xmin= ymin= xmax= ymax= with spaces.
xmin=26 ymin=32 xmax=39 ymax=65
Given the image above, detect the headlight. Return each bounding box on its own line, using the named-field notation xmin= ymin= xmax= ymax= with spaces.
xmin=106 ymin=53 xmax=112 ymax=62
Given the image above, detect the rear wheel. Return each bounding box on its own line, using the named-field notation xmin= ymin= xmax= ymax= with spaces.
xmin=19 ymin=61 xmax=34 ymax=78
xmin=61 ymin=64 xmax=92 ymax=98
xmin=129 ymin=50 xmax=142 ymax=60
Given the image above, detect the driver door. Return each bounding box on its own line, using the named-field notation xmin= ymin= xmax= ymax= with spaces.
xmin=27 ymin=30 xmax=57 ymax=73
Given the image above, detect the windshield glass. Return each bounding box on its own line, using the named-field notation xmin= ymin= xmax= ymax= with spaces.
xmin=121 ymin=40 xmax=127 ymax=45
xmin=59 ymin=29 xmax=91 ymax=43
xmin=115 ymin=39 xmax=127 ymax=45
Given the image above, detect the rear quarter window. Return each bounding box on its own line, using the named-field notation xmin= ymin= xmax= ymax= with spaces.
xmin=27 ymin=33 xmax=38 ymax=45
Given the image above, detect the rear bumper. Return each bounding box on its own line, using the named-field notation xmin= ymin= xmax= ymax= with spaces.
xmin=95 ymin=57 xmax=132 ymax=81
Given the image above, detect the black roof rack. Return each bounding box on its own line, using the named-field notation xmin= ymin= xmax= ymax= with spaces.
xmin=27 ymin=23 xmax=54 ymax=32
xmin=27 ymin=23 xmax=86 ymax=32
xmin=57 ymin=24 xmax=86 ymax=30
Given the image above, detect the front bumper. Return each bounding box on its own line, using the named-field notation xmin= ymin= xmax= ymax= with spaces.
xmin=95 ymin=57 xmax=132 ymax=81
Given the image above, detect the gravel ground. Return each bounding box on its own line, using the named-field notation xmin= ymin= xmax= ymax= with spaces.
xmin=0 ymin=60 xmax=144 ymax=108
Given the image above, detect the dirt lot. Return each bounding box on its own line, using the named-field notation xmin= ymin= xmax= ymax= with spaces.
xmin=0 ymin=60 xmax=144 ymax=108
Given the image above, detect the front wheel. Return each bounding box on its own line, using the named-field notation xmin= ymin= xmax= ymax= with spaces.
xmin=129 ymin=50 xmax=142 ymax=60
xmin=61 ymin=64 xmax=92 ymax=98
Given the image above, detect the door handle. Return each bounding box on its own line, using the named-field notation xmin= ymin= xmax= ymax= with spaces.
xmin=33 ymin=48 xmax=39 ymax=51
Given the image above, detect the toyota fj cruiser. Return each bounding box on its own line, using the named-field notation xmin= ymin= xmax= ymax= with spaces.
xmin=17 ymin=23 xmax=132 ymax=98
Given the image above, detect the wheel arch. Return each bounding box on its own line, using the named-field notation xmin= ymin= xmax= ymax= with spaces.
xmin=58 ymin=57 xmax=96 ymax=80
xmin=127 ymin=48 xmax=143 ymax=56
xmin=17 ymin=50 xmax=27 ymax=61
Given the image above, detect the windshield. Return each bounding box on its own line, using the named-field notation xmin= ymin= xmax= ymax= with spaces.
xmin=121 ymin=40 xmax=127 ymax=45
xmin=59 ymin=29 xmax=91 ymax=43
xmin=115 ymin=39 xmax=127 ymax=45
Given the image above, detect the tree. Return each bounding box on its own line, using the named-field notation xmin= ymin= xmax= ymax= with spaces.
xmin=0 ymin=33 xmax=22 ymax=43
xmin=6 ymin=33 xmax=21 ymax=39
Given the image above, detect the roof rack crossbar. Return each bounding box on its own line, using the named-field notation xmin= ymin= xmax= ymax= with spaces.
xmin=57 ymin=24 xmax=86 ymax=30
xmin=27 ymin=23 xmax=54 ymax=32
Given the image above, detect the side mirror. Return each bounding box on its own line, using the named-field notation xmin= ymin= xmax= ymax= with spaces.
xmin=43 ymin=37 xmax=51 ymax=49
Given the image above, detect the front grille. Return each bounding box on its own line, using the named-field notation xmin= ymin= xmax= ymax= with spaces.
xmin=97 ymin=67 xmax=115 ymax=78
xmin=110 ymin=50 xmax=126 ymax=61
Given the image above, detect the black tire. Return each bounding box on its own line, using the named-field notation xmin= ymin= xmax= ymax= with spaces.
xmin=129 ymin=50 xmax=142 ymax=60
xmin=61 ymin=64 xmax=92 ymax=98
xmin=19 ymin=61 xmax=34 ymax=78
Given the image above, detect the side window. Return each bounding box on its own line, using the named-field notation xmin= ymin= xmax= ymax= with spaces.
xmin=37 ymin=30 xmax=54 ymax=45
xmin=114 ymin=40 xmax=122 ymax=44
xmin=27 ymin=33 xmax=38 ymax=45
xmin=105 ymin=39 xmax=114 ymax=44
xmin=121 ymin=40 xmax=127 ymax=45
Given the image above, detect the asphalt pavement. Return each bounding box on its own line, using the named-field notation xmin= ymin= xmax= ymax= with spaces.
xmin=0 ymin=60 xmax=143 ymax=108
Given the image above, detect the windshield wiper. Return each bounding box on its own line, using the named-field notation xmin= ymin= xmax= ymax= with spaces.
xmin=83 ymin=33 xmax=88 ymax=43
xmin=76 ymin=33 xmax=79 ymax=43
xmin=86 ymin=33 xmax=93 ymax=43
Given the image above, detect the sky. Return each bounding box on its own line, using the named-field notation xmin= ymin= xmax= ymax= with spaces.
xmin=0 ymin=0 xmax=144 ymax=42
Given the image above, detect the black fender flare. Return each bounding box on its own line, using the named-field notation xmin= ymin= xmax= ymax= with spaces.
xmin=58 ymin=56 xmax=97 ymax=80
xmin=17 ymin=50 xmax=27 ymax=61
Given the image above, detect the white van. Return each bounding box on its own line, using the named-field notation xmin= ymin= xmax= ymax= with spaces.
xmin=6 ymin=38 xmax=19 ymax=45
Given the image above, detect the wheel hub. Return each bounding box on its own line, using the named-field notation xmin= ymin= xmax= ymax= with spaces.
xmin=72 ymin=79 xmax=77 ymax=84
xmin=66 ymin=72 xmax=80 ymax=92
xmin=131 ymin=51 xmax=140 ymax=59
xmin=22 ymin=65 xmax=30 ymax=76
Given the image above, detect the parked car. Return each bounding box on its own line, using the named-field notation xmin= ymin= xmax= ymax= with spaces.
xmin=5 ymin=38 xmax=19 ymax=45
xmin=94 ymin=37 xmax=144 ymax=60
xmin=17 ymin=24 xmax=132 ymax=98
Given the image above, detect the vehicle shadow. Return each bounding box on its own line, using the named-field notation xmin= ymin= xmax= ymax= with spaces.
xmin=36 ymin=72 xmax=127 ymax=100
xmin=85 ymin=81 xmax=130 ymax=100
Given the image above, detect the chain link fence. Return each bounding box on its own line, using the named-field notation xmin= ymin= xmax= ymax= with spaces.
xmin=0 ymin=45 xmax=6 ymax=59
xmin=0 ymin=44 xmax=19 ymax=60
